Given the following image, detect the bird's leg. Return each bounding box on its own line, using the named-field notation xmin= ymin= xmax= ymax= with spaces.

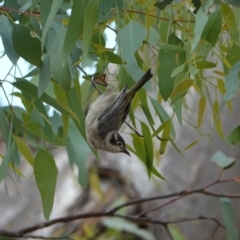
xmin=124 ymin=121 xmax=143 ymax=137
xmin=77 ymin=65 xmax=103 ymax=95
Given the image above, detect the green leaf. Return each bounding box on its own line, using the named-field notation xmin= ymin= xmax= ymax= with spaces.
xmin=66 ymin=121 xmax=90 ymax=188
xmin=159 ymin=120 xmax=171 ymax=154
xmin=201 ymin=9 xmax=222 ymax=46
xmin=12 ymin=80 xmax=69 ymax=115
xmin=82 ymin=0 xmax=99 ymax=57
xmin=141 ymin=122 xmax=153 ymax=178
xmin=0 ymin=15 xmax=19 ymax=64
xmin=220 ymin=198 xmax=238 ymax=240
xmin=34 ymin=149 xmax=58 ymax=221
xmin=183 ymin=140 xmax=199 ymax=151
xmin=41 ymin=0 xmax=63 ymax=51
xmin=226 ymin=125 xmax=240 ymax=146
xmin=103 ymin=218 xmax=156 ymax=240
xmin=212 ymin=101 xmax=224 ymax=139
xmin=39 ymin=54 xmax=51 ymax=97
xmin=159 ymin=43 xmax=185 ymax=53
xmin=50 ymin=27 xmax=71 ymax=91
xmin=12 ymin=24 xmax=42 ymax=67
xmin=0 ymin=107 xmax=10 ymax=143
xmin=191 ymin=6 xmax=209 ymax=51
xmin=132 ymin=134 xmax=145 ymax=161
xmin=171 ymin=79 xmax=193 ymax=98
xmin=151 ymin=166 xmax=165 ymax=180
xmin=173 ymin=99 xmax=182 ymax=126
xmin=212 ymin=151 xmax=235 ymax=170
xmin=0 ymin=141 xmax=16 ymax=182
xmin=197 ymin=95 xmax=206 ymax=127
xmin=154 ymin=0 xmax=173 ymax=10
xmin=195 ymin=61 xmax=216 ymax=69
xmin=118 ymin=20 xmax=147 ymax=81
xmin=224 ymin=61 xmax=240 ymax=102
xmin=40 ymin=0 xmax=52 ymax=27
xmin=158 ymin=34 xmax=187 ymax=101
xmin=98 ymin=0 xmax=123 ymax=22
xmin=150 ymin=97 xmax=176 ymax=139
xmin=152 ymin=120 xmax=171 ymax=137
xmin=62 ymin=0 xmax=88 ymax=64
xmin=14 ymin=136 xmax=34 ymax=166
xmin=104 ymin=51 xmax=124 ymax=64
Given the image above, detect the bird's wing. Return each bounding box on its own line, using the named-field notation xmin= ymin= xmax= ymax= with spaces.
xmin=97 ymin=85 xmax=128 ymax=137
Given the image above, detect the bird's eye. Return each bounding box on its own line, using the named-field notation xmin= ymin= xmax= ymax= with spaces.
xmin=117 ymin=141 xmax=123 ymax=147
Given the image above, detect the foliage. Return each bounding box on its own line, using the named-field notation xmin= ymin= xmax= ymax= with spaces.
xmin=0 ymin=0 xmax=240 ymax=225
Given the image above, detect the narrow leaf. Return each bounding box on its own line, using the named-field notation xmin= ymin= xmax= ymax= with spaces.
xmin=224 ymin=61 xmax=240 ymax=102
xmin=14 ymin=136 xmax=34 ymax=166
xmin=195 ymin=61 xmax=216 ymax=69
xmin=41 ymin=0 xmax=63 ymax=50
xmin=62 ymin=0 xmax=88 ymax=64
xmin=183 ymin=140 xmax=199 ymax=151
xmin=34 ymin=149 xmax=58 ymax=220
xmin=141 ymin=122 xmax=153 ymax=178
xmin=0 ymin=15 xmax=19 ymax=64
xmin=159 ymin=121 xmax=171 ymax=154
xmin=212 ymin=101 xmax=224 ymax=139
xmin=197 ymin=95 xmax=206 ymax=127
xmin=220 ymin=198 xmax=238 ymax=240
xmin=118 ymin=20 xmax=147 ymax=81
xmin=201 ymin=9 xmax=222 ymax=46
xmin=82 ymin=0 xmax=99 ymax=57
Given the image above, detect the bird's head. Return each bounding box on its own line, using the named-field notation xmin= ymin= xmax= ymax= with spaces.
xmin=108 ymin=132 xmax=130 ymax=156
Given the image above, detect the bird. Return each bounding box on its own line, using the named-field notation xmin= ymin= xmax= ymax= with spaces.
xmin=85 ymin=69 xmax=153 ymax=156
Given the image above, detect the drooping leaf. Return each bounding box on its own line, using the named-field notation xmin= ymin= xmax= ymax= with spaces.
xmin=212 ymin=101 xmax=224 ymax=139
xmin=82 ymin=0 xmax=99 ymax=57
xmin=220 ymin=198 xmax=238 ymax=240
xmin=0 ymin=141 xmax=16 ymax=182
xmin=0 ymin=107 xmax=10 ymax=143
xmin=66 ymin=121 xmax=90 ymax=188
xmin=212 ymin=151 xmax=235 ymax=170
xmin=141 ymin=122 xmax=153 ymax=178
xmin=159 ymin=43 xmax=185 ymax=53
xmin=50 ymin=27 xmax=71 ymax=91
xmin=201 ymin=9 xmax=222 ymax=46
xmin=62 ymin=0 xmax=88 ymax=64
xmin=0 ymin=15 xmax=19 ymax=64
xmin=118 ymin=20 xmax=147 ymax=81
xmin=41 ymin=0 xmax=63 ymax=50
xmin=158 ymin=34 xmax=187 ymax=101
xmin=12 ymin=24 xmax=42 ymax=67
xmin=34 ymin=148 xmax=58 ymax=221
xmin=159 ymin=120 xmax=171 ymax=154
xmin=150 ymin=97 xmax=176 ymax=139
xmin=191 ymin=5 xmax=209 ymax=51
xmin=14 ymin=136 xmax=34 ymax=166
xmin=226 ymin=125 xmax=240 ymax=146
xmin=183 ymin=140 xmax=199 ymax=151
xmin=197 ymin=95 xmax=206 ymax=128
xmin=103 ymin=218 xmax=156 ymax=240
xmin=195 ymin=61 xmax=217 ymax=69
xmin=154 ymin=0 xmax=173 ymax=10
xmin=224 ymin=61 xmax=240 ymax=102
xmin=12 ymin=80 xmax=69 ymax=115
xmin=98 ymin=0 xmax=123 ymax=22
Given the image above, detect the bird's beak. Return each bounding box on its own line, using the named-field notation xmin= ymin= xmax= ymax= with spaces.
xmin=123 ymin=148 xmax=131 ymax=156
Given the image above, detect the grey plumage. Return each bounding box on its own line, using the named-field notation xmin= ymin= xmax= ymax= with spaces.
xmin=85 ymin=69 xmax=153 ymax=155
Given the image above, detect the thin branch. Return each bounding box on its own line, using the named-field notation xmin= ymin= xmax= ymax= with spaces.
xmin=0 ymin=231 xmax=73 ymax=239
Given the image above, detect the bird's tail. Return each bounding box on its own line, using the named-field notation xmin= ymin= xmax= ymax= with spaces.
xmin=128 ymin=69 xmax=153 ymax=96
